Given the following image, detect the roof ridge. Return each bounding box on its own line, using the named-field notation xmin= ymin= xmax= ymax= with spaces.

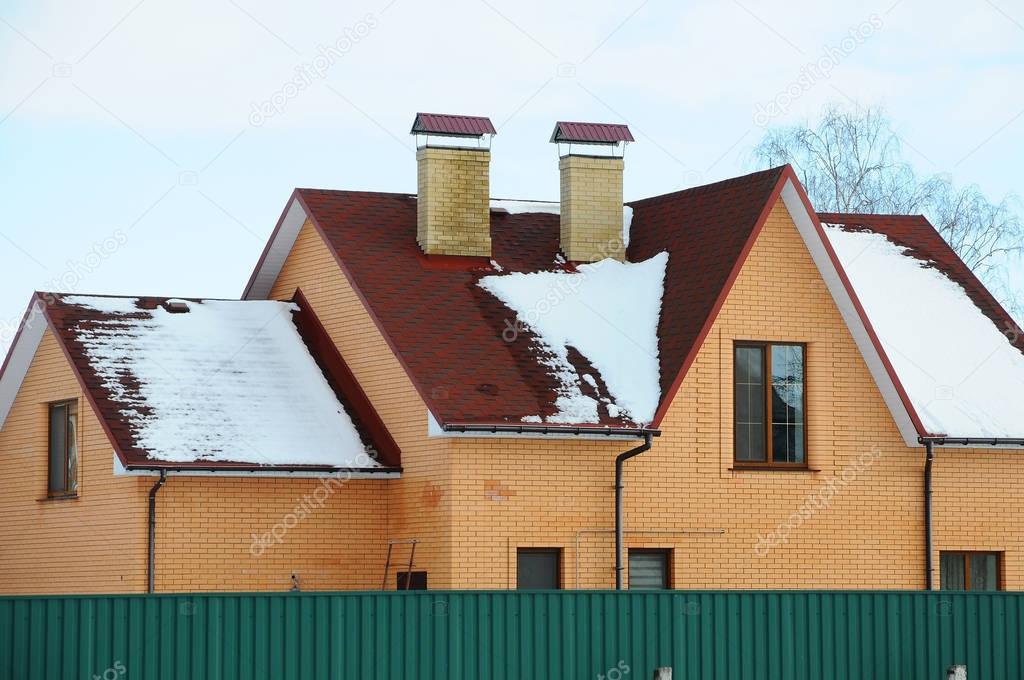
xmin=627 ymin=165 xmax=788 ymax=207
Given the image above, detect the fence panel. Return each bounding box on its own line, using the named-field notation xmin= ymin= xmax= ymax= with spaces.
xmin=0 ymin=590 xmax=1020 ymax=679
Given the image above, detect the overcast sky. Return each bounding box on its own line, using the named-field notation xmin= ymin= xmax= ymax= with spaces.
xmin=1 ymin=0 xmax=1022 ymax=356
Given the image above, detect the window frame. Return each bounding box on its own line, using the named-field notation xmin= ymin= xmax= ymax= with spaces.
xmin=516 ymin=548 xmax=562 ymax=590
xmin=940 ymin=551 xmax=1003 ymax=591
xmin=627 ymin=548 xmax=672 ymax=590
xmin=733 ymin=340 xmax=809 ymax=469
xmin=47 ymin=400 xmax=79 ymax=498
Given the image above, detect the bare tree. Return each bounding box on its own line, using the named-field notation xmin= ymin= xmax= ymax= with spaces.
xmin=753 ymin=105 xmax=1022 ymax=317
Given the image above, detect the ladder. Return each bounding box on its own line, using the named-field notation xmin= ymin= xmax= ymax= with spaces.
xmin=381 ymin=538 xmax=419 ymax=590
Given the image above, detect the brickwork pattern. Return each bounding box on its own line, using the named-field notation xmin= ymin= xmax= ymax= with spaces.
xmin=417 ymin=147 xmax=491 ymax=257
xmin=559 ymin=155 xmax=625 ymax=262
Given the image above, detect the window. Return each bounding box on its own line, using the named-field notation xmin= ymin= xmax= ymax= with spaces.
xmin=48 ymin=401 xmax=78 ymax=496
xmin=628 ymin=549 xmax=671 ymax=590
xmin=517 ymin=549 xmax=561 ymax=589
xmin=397 ymin=571 xmax=427 ymax=590
xmin=940 ymin=552 xmax=1001 ymax=591
xmin=734 ymin=342 xmax=806 ymax=466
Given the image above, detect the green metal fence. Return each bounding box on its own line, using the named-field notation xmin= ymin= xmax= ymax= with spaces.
xmin=0 ymin=590 xmax=1020 ymax=679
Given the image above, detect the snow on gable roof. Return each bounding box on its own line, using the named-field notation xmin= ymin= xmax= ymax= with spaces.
xmin=823 ymin=226 xmax=1024 ymax=439
xmin=244 ymin=169 xmax=787 ymax=430
xmin=479 ymin=252 xmax=668 ymax=425
xmin=55 ymin=295 xmax=381 ymax=468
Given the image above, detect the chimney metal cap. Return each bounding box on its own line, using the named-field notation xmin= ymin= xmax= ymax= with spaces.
xmin=549 ymin=121 xmax=634 ymax=145
xmin=411 ymin=113 xmax=496 ymax=138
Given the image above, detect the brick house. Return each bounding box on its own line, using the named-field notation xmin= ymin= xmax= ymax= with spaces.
xmin=1 ymin=113 xmax=1022 ymax=594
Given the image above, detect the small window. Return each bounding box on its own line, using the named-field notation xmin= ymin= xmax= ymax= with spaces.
xmin=940 ymin=551 xmax=1001 ymax=591
xmin=734 ymin=342 xmax=806 ymax=466
xmin=628 ymin=549 xmax=671 ymax=590
xmin=48 ymin=401 xmax=79 ymax=496
xmin=517 ymin=549 xmax=561 ymax=590
xmin=397 ymin=571 xmax=427 ymax=590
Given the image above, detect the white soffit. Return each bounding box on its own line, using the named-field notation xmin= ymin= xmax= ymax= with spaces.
xmin=245 ymin=197 xmax=308 ymax=300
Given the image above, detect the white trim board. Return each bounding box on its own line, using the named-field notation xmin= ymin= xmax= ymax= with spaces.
xmin=244 ymin=197 xmax=308 ymax=300
xmin=0 ymin=301 xmax=47 ymax=431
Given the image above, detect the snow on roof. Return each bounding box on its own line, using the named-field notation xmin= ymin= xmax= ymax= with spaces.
xmin=478 ymin=252 xmax=668 ymax=425
xmin=822 ymin=227 xmax=1024 ymax=439
xmin=489 ymin=199 xmax=636 ymax=249
xmin=63 ymin=296 xmax=378 ymax=467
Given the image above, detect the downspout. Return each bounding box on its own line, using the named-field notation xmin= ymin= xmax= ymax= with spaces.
xmin=924 ymin=440 xmax=934 ymax=590
xmin=147 ymin=470 xmax=167 ymax=594
xmin=918 ymin=435 xmax=1024 ymax=590
xmin=615 ymin=433 xmax=653 ymax=590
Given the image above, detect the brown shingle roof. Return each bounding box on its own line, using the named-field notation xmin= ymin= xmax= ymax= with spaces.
xmin=291 ymin=166 xmax=789 ymax=429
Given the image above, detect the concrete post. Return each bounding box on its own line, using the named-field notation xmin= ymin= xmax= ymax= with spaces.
xmin=947 ymin=665 xmax=967 ymax=680
xmin=652 ymin=668 xmax=672 ymax=680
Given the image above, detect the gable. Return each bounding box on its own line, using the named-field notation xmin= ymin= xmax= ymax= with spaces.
xmin=246 ymin=170 xmax=788 ymax=431
xmin=660 ymin=195 xmax=909 ymax=450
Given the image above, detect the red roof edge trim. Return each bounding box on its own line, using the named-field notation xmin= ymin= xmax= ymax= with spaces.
xmin=804 ymin=207 xmax=937 ymax=439
xmin=242 ymin=189 xmax=303 ymax=300
xmin=36 ymin=294 xmax=135 ymax=470
xmin=290 ymin=289 xmax=402 ymax=468
xmin=649 ymin=167 xmax=789 ymax=428
xmin=291 ymin=190 xmax=451 ymax=431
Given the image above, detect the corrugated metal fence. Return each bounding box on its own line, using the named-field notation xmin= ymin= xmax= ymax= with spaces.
xmin=0 ymin=590 xmax=1021 ymax=679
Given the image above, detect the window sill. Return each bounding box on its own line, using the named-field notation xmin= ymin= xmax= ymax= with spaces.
xmin=38 ymin=493 xmax=79 ymax=502
xmin=729 ymin=465 xmax=820 ymax=473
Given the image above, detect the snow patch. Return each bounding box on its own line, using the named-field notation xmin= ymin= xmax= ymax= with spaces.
xmin=479 ymin=252 xmax=668 ymax=424
xmin=63 ymin=295 xmax=145 ymax=315
xmin=623 ymin=206 xmax=634 ymax=249
xmin=824 ymin=226 xmax=1024 ymax=438
xmin=490 ymin=199 xmax=560 ymax=215
xmin=65 ymin=297 xmax=377 ymax=467
xmin=491 ymin=200 xmax=634 ymax=250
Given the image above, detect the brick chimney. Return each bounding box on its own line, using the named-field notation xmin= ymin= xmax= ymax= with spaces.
xmin=411 ymin=113 xmax=496 ymax=257
xmin=550 ymin=121 xmax=634 ymax=262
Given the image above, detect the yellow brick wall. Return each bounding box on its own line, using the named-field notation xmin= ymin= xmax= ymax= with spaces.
xmin=153 ymin=474 xmax=388 ymax=592
xmin=446 ymin=198 xmax=1024 ymax=591
xmin=417 ymin=147 xmax=491 ymax=257
xmin=0 ymin=329 xmax=150 ymax=594
xmin=559 ymin=155 xmax=625 ymax=262
xmin=268 ymin=219 xmax=454 ymax=589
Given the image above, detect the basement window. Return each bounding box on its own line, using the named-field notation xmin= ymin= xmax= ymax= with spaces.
xmin=48 ymin=400 xmax=79 ymax=497
xmin=734 ymin=342 xmax=806 ymax=467
xmin=628 ymin=549 xmax=671 ymax=590
xmin=940 ymin=551 xmax=1001 ymax=591
xmin=397 ymin=571 xmax=427 ymax=590
xmin=517 ymin=549 xmax=561 ymax=590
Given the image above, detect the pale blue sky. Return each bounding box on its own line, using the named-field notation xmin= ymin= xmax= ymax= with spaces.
xmin=1 ymin=0 xmax=1022 ymax=356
